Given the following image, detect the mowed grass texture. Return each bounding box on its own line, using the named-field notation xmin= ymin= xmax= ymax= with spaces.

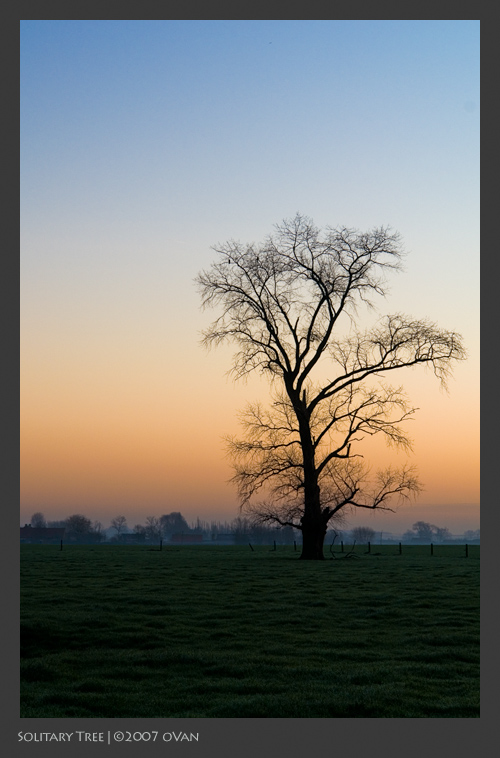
xmin=20 ymin=544 xmax=479 ymax=718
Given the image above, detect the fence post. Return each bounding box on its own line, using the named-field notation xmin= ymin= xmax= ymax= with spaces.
xmin=60 ymin=539 xmax=63 ymax=551
xmin=399 ymin=542 xmax=402 ymax=555
xmin=430 ymin=543 xmax=434 ymax=556
xmin=367 ymin=541 xmax=371 ymax=554
xmin=249 ymin=543 xmax=254 ymax=552
xmin=160 ymin=539 xmax=162 ymax=551
xmin=341 ymin=541 xmax=344 ymax=553
xmin=294 ymin=541 xmax=296 ymax=551
xmin=273 ymin=540 xmax=276 ymax=551
xmin=465 ymin=543 xmax=468 ymax=558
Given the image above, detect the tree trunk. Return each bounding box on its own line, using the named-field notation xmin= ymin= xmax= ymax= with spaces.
xmin=299 ymin=519 xmax=327 ymax=560
xmin=290 ymin=387 xmax=326 ymax=559
xmin=298 ymin=452 xmax=325 ymax=559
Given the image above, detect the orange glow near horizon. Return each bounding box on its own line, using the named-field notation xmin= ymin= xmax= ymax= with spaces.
xmin=20 ymin=337 xmax=479 ymax=532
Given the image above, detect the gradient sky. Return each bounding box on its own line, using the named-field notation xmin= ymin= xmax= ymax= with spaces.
xmin=20 ymin=20 xmax=479 ymax=534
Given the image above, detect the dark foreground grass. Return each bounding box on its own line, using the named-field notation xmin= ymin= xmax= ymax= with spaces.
xmin=20 ymin=544 xmax=479 ymax=718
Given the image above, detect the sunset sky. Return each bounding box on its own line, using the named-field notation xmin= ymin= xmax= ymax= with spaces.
xmin=20 ymin=20 xmax=479 ymax=534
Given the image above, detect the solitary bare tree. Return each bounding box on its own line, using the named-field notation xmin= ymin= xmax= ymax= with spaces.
xmin=196 ymin=214 xmax=465 ymax=559
xmin=31 ymin=511 xmax=47 ymax=528
xmin=351 ymin=526 xmax=376 ymax=544
xmin=111 ymin=515 xmax=128 ymax=539
xmin=144 ymin=516 xmax=163 ymax=543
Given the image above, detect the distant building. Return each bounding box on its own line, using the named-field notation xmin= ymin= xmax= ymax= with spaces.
xmin=20 ymin=525 xmax=65 ymax=544
xmin=116 ymin=532 xmax=146 ymax=544
xmin=170 ymin=533 xmax=204 ymax=544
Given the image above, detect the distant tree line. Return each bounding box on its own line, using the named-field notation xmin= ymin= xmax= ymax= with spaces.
xmin=43 ymin=514 xmax=105 ymax=543
xmin=24 ymin=511 xmax=300 ymax=545
xmin=406 ymin=522 xmax=479 ymax=543
xmin=23 ymin=512 xmax=479 ymax=545
xmin=325 ymin=522 xmax=480 ymax=545
xmin=124 ymin=513 xmax=299 ymax=545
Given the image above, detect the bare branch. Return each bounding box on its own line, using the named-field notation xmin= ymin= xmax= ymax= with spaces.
xmin=196 ymin=215 xmax=465 ymax=558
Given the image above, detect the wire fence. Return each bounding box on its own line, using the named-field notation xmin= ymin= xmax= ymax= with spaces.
xmin=327 ymin=541 xmax=479 ymax=558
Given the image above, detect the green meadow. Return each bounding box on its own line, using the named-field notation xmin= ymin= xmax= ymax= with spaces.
xmin=20 ymin=544 xmax=479 ymax=718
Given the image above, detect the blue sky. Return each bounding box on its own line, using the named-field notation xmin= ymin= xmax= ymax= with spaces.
xmin=20 ymin=20 xmax=479 ymax=530
xmin=21 ymin=19 xmax=479 ymax=242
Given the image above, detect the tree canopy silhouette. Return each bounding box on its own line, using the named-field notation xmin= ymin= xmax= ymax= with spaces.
xmin=196 ymin=214 xmax=465 ymax=559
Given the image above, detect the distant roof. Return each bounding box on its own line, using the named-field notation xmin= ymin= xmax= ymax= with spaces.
xmin=20 ymin=525 xmax=65 ymax=538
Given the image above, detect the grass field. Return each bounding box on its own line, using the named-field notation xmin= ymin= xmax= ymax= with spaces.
xmin=20 ymin=544 xmax=480 ymax=718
